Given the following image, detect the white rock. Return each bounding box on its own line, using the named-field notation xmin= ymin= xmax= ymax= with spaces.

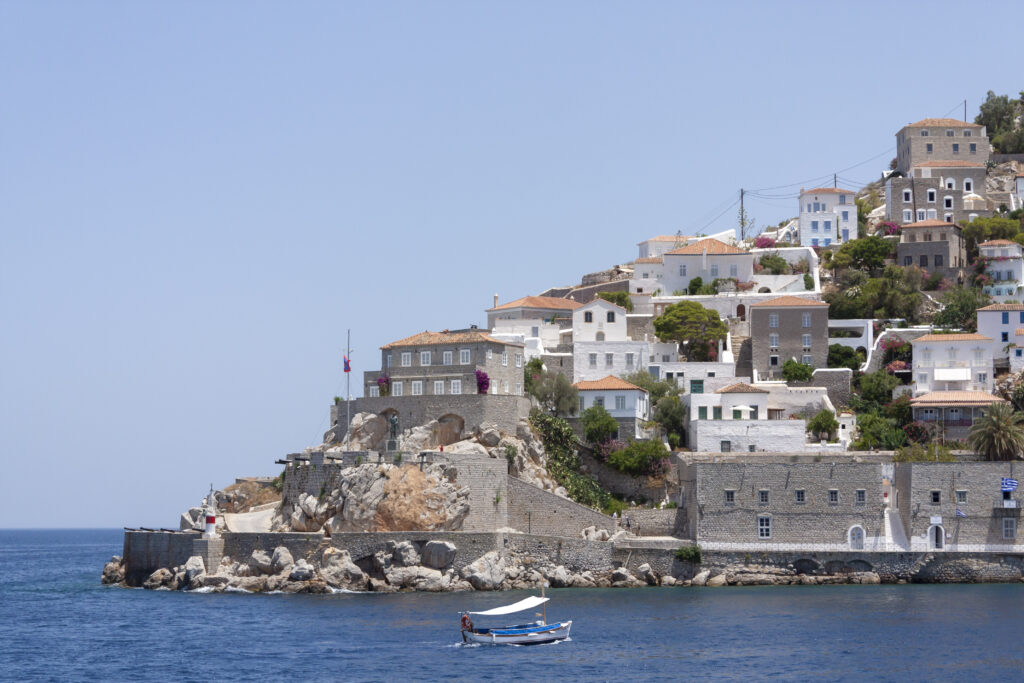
xmin=391 ymin=541 xmax=421 ymax=567
xmin=386 ymin=566 xmax=447 ymax=591
xmin=691 ymin=569 xmax=710 ymax=587
xmin=184 ymin=556 xmax=206 ymax=584
xmin=547 ymin=565 xmax=571 ymax=588
xmin=288 ymin=558 xmax=316 ymax=582
xmin=443 ymin=440 xmax=489 ymax=456
xmin=321 ymin=548 xmax=366 ymax=589
xmin=461 ymin=551 xmax=507 ymax=591
xmin=706 ymin=573 xmax=727 ymax=587
xmin=271 ymin=546 xmax=295 ymax=574
xmin=251 ymin=550 xmax=274 ymax=575
xmin=478 ymin=427 xmax=502 ymax=448
xmin=346 ymin=412 xmax=389 ymax=450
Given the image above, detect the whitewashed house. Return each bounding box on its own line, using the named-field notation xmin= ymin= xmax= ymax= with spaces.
xmin=977 ymin=303 xmax=1024 ymax=364
xmin=684 ymin=382 xmax=810 ymax=452
xmin=630 ymin=257 xmax=664 ymax=295
xmin=572 ymin=375 xmax=650 ymax=440
xmin=637 ymin=228 xmax=736 ymax=260
xmin=660 ymin=238 xmax=754 ymax=295
xmin=571 ymin=299 xmax=648 ymax=381
xmin=486 ymin=295 xmax=582 ymax=328
xmin=977 ymin=239 xmax=1024 ymax=303
xmin=797 ymin=187 xmax=857 ymax=247
xmin=911 ymin=333 xmax=993 ymax=396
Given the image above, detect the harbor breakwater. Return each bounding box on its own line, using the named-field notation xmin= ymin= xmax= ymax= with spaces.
xmin=104 ymin=529 xmax=1024 ymax=592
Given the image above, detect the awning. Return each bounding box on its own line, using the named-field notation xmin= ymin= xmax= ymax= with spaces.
xmin=468 ymin=596 xmax=549 ymax=616
xmin=934 ymin=368 xmax=970 ymax=381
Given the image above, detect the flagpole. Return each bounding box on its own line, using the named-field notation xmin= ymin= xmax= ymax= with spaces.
xmin=345 ymin=328 xmax=351 ymax=451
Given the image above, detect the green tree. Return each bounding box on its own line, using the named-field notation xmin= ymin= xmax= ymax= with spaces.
xmin=607 ymin=439 xmax=670 ymax=476
xmin=827 ymin=343 xmax=861 ymax=371
xmin=975 ymin=90 xmax=1024 ymax=153
xmin=807 ymin=409 xmax=839 ymax=440
xmin=826 ymin=268 xmax=923 ymax=322
xmin=652 ymin=393 xmax=687 ymax=448
xmin=853 ymin=413 xmax=906 ymax=450
xmin=803 ymin=272 xmax=814 ymax=290
xmin=622 ymin=372 xmax=676 ymax=404
xmin=858 ymin=370 xmax=901 ymax=406
xmin=653 ymin=301 xmax=727 ymax=361
xmin=883 ymin=395 xmax=913 ymax=428
xmin=836 ymin=236 xmax=891 ymax=273
xmin=932 ymin=286 xmax=991 ymax=332
xmin=532 ymin=371 xmax=579 ymax=417
xmin=782 ymin=359 xmax=813 ymax=382
xmin=967 ymin=403 xmax=1024 ymax=461
xmin=687 ymin=276 xmax=704 ymax=295
xmin=961 ymin=216 xmax=1021 ymax=260
xmin=581 ymin=405 xmax=618 ymax=445
xmin=893 ymin=442 xmax=955 ymax=462
xmin=597 ymin=290 xmax=633 ymax=312
xmin=523 ymin=357 xmax=544 ymax=396
xmin=758 ymin=252 xmax=788 ymax=275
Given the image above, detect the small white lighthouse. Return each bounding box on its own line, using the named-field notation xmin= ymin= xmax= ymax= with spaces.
xmin=202 ymin=483 xmax=219 ymax=539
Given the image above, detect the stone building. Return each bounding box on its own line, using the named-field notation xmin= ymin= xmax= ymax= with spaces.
xmin=895 ymin=219 xmax=967 ymax=281
xmin=749 ymin=295 xmax=829 ymax=379
xmin=797 ymin=187 xmax=856 ymax=247
xmin=895 ymin=117 xmax=990 ymax=175
xmin=885 ymin=168 xmax=991 ymax=227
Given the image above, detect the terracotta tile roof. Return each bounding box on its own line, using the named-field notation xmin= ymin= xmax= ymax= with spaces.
xmin=665 ymin=238 xmax=746 ymax=256
xmin=750 ymin=295 xmax=828 ymax=308
xmin=381 ymin=330 xmax=520 ymax=349
xmin=901 ymin=219 xmax=962 ymax=229
xmin=904 ymin=118 xmax=983 ymax=128
xmin=800 ymin=187 xmax=855 ymax=195
xmin=633 ymin=257 xmax=664 ymax=264
xmin=979 ymin=240 xmax=1019 ymax=247
xmin=913 ymin=160 xmax=986 ymax=168
xmin=979 ymin=303 xmax=1024 ymax=311
xmin=911 ymin=333 xmax=992 ymax=343
xmin=910 ymin=391 xmax=1005 ymax=407
xmin=716 ymin=382 xmax=769 ymax=394
xmin=573 ymin=375 xmax=647 ymax=392
xmin=642 ymin=235 xmax=687 ymax=243
xmin=488 ymin=296 xmax=583 ymax=312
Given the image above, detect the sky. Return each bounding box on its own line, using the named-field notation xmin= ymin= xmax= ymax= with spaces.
xmin=1 ymin=1 xmax=1020 ymax=527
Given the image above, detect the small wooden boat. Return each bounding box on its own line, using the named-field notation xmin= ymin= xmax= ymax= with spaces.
xmin=460 ymin=589 xmax=572 ymax=646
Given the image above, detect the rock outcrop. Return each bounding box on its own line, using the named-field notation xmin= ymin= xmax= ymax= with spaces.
xmin=101 ymin=556 xmax=125 ymax=585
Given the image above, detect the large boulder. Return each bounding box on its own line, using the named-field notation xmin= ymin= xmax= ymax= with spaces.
xmin=478 ymin=427 xmax=502 ymax=448
xmin=320 ymin=548 xmax=366 ymax=590
xmin=101 ymin=556 xmax=124 ymax=585
xmin=691 ymin=569 xmax=710 ymax=587
xmin=251 ymin=550 xmax=274 ymax=575
xmin=289 ymin=559 xmax=316 ymax=582
xmin=143 ymin=568 xmax=174 ymax=590
xmin=546 ymin=565 xmax=571 ymax=588
xmin=443 ymin=440 xmax=489 ymax=456
xmin=386 ymin=566 xmax=448 ymax=592
xmin=636 ymin=563 xmax=659 ymax=586
xmin=346 ymin=412 xmax=389 ymax=450
xmin=184 ymin=556 xmax=206 ymax=585
xmin=706 ymin=573 xmax=727 ymax=587
xmin=391 ymin=541 xmax=421 ymax=567
xmin=271 ymin=546 xmax=295 ymax=574
xmin=399 ymin=420 xmax=441 ymax=452
xmin=421 ymin=541 xmax=457 ymax=570
xmin=461 ymin=551 xmax=507 ymax=591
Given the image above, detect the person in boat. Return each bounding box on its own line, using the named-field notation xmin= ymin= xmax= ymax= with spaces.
xmin=460 ymin=614 xmax=473 ymax=632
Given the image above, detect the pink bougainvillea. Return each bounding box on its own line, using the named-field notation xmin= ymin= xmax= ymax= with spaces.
xmin=475 ymin=369 xmax=490 ymax=394
xmin=753 ymin=236 xmax=776 ymax=249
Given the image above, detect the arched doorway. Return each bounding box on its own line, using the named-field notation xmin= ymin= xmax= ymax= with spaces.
xmin=758 ymin=287 xmax=772 ymax=294
xmin=736 ymin=303 xmax=746 ymax=321
xmin=848 ymin=525 xmax=865 ymax=550
xmin=437 ymin=413 xmax=465 ymax=446
xmin=928 ymin=524 xmax=945 ymax=550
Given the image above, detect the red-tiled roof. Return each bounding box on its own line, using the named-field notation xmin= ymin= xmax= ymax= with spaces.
xmin=914 ymin=160 xmax=986 ymax=168
xmin=382 ymin=330 xmax=519 ymax=349
xmin=911 ymin=333 xmax=992 ymax=343
xmin=633 ymin=257 xmax=664 ymax=264
xmin=665 ymin=238 xmax=746 ymax=256
xmin=901 ymin=219 xmax=962 ymax=229
xmin=909 ymin=391 xmax=1004 ymax=407
xmin=978 ymin=303 xmax=1024 ymax=311
xmin=488 ymin=296 xmax=583 ymax=312
xmin=573 ymin=375 xmax=647 ymax=392
xmin=750 ymin=295 xmax=828 ymax=308
xmin=903 ymin=118 xmax=983 ymax=128
xmin=801 ymin=187 xmax=855 ymax=195
xmin=716 ymin=382 xmax=769 ymax=394
xmin=979 ymin=240 xmax=1019 ymax=247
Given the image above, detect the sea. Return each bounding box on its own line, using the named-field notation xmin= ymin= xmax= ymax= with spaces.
xmin=3 ymin=529 xmax=1024 ymax=682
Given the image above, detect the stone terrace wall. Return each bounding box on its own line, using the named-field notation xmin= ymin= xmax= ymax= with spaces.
xmin=578 ymin=450 xmax=679 ymax=503
xmin=507 ymin=477 xmax=616 ymax=537
xmin=791 ymin=368 xmax=853 ymax=408
xmin=122 ymin=531 xmax=198 ymax=585
xmin=506 ymin=534 xmax=613 ymax=573
xmin=627 ymin=508 xmax=687 ymax=538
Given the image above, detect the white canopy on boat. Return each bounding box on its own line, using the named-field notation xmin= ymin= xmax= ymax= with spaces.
xmin=468 ymin=596 xmax=549 ymax=616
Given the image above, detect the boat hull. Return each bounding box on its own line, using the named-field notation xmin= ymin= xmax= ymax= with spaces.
xmin=462 ymin=621 xmax=572 ymax=646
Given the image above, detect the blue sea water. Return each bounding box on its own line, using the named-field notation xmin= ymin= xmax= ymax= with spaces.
xmin=2 ymin=529 xmax=1024 ymax=682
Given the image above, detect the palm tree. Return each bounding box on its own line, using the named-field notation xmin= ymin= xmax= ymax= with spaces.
xmin=967 ymin=403 xmax=1024 ymax=461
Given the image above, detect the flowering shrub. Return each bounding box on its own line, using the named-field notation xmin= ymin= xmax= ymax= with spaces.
xmin=735 ymin=281 xmax=756 ymax=291
xmin=376 ymin=375 xmax=391 ymax=396
xmin=595 ymin=439 xmax=627 ymax=462
xmin=475 ymin=369 xmax=490 ymax=394
xmin=878 ymin=221 xmax=901 ymax=236
xmin=885 ymin=360 xmax=909 ymax=373
xmin=903 ymin=421 xmax=932 ymax=444
xmin=753 ymin=236 xmax=776 ymax=249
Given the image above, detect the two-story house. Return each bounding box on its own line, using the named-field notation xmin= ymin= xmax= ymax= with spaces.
xmin=749 ymin=296 xmax=829 ymax=379
xmin=572 ymin=299 xmax=649 ymax=381
xmin=659 ymin=238 xmax=753 ymax=295
xmin=571 ymin=375 xmax=650 ymax=441
xmin=486 ymin=295 xmax=582 ymax=329
xmin=636 ymin=228 xmax=736 ymax=259
xmin=977 ymin=303 xmax=1024 ymax=366
xmin=886 ymin=164 xmax=992 ymax=226
xmin=797 ymin=187 xmax=856 ymax=247
xmin=977 ymin=240 xmax=1024 ymax=302
xmin=895 ymin=219 xmax=967 ymax=281
xmin=910 ymin=333 xmax=993 ymax=395
xmin=630 ymin=257 xmax=664 ymax=295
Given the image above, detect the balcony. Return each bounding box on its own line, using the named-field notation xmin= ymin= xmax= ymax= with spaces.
xmin=996 ymin=498 xmax=1018 ymax=509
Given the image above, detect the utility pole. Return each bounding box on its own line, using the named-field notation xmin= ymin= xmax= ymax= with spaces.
xmin=344 ymin=329 xmax=351 ymax=451
xmin=964 ymin=99 xmax=967 ymax=123
xmin=739 ymin=188 xmax=744 ymax=240
xmin=834 ymin=173 xmax=837 ymax=189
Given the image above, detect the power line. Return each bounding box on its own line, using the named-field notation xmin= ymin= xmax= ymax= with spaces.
xmin=692 ymin=197 xmax=740 ymax=234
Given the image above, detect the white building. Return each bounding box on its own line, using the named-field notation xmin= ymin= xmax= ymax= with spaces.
xmin=660 ymin=238 xmax=754 ymax=295
xmin=911 ymin=333 xmax=993 ymax=396
xmin=630 ymin=257 xmax=664 ymax=295
xmin=1014 ymin=174 xmax=1024 ymax=211
xmin=573 ymin=375 xmax=650 ymax=440
xmin=798 ymin=187 xmax=857 ymax=247
xmin=486 ymin=295 xmax=582 ymax=329
xmin=573 ymin=340 xmax=650 ymax=382
xmin=637 ymin=228 xmax=736 ymax=260
xmin=490 ymin=318 xmax=564 ymax=360
xmin=572 ymin=299 xmax=629 ymax=342
xmin=685 ymin=382 xmax=811 ymax=453
xmin=978 ymin=239 xmax=1024 ymax=303
xmin=977 ymin=303 xmax=1024 ymax=363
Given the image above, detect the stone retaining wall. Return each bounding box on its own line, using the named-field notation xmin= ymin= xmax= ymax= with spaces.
xmin=507 ymin=477 xmax=616 ymax=537
xmin=578 ymin=450 xmax=678 ymax=503
xmin=122 ymin=530 xmax=199 ymax=585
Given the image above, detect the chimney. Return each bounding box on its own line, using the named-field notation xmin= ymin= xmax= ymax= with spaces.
xmin=493 ymin=293 xmax=499 ymax=309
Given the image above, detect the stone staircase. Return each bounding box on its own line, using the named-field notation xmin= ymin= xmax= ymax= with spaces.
xmin=733 ymin=336 xmax=753 ymax=379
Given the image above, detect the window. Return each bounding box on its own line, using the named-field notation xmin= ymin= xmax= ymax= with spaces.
xmin=769 ymin=314 xmax=779 ymax=328
xmin=411 ymin=381 xmax=423 ymax=396
xmin=921 ymin=130 xmax=929 ymax=136
xmin=926 ymin=143 xmax=933 ymax=152
xmin=724 ymin=490 xmax=735 ymax=505
xmin=758 ymin=516 xmax=772 ymax=539
xmin=769 ymin=333 xmax=779 ymax=348
xmin=487 ymin=349 xmax=492 ymax=360
xmin=625 ymin=353 xmax=634 ymax=368
xmin=531 ymin=326 xmax=539 ymax=337
xmin=946 ymin=178 xmax=955 ymax=190
xmin=690 ymin=380 xmax=704 ymax=394
xmin=578 ymin=396 xmax=585 ymax=412
xmin=935 ymin=255 xmax=943 ymax=267
xmin=839 ymin=194 xmax=847 ymax=205
xmin=1003 ymin=312 xmax=1010 ymax=324
xmin=978 ymin=373 xmax=987 ymax=384
xmin=615 ymin=395 xmax=625 ymax=411
xmin=392 ymin=381 xmax=403 ymax=397
xmin=501 ymin=351 xmax=508 ymax=366
xmin=903 ymin=210 xmax=912 ymax=222
xmin=442 ymin=351 xmax=453 ymax=366
xmin=589 ymin=353 xmax=597 ymax=368
xmin=902 ymin=190 xmax=912 ymax=203
xmin=854 ymin=489 xmax=866 ymax=504
xmin=459 ymin=349 xmax=470 ymax=365
xmin=605 ymin=353 xmax=613 ymax=367
xmin=770 ymin=355 xmax=779 ymax=367
xmin=433 ymin=380 xmax=444 ymax=395
xmin=930 ymin=490 xmax=941 ymax=504
xmin=924 ymin=232 xmax=932 ymax=242
xmin=368 ymin=385 xmax=379 ymax=397
xmin=515 ymin=382 xmax=522 ymax=396
xmin=802 ymin=312 xmax=811 ymax=327
xmin=698 ymin=406 xmax=708 ymax=420
xmin=944 ymin=196 xmax=953 ymax=209
xmin=927 ymin=209 xmax=937 ymax=220
xmin=1004 ymin=332 xmax=1011 ymax=343
xmin=927 ymin=189 xmax=936 ymax=203
xmin=451 ymin=379 xmax=462 ymax=395
xmin=680 ymin=264 xmax=687 ymax=276
xmin=824 ymin=220 xmax=832 ymax=232
xmin=730 ymin=264 xmax=738 ymax=278
xmin=1017 ymin=350 xmax=1023 ymax=358
xmin=401 ymin=352 xmax=412 ymax=367
xmin=420 ymin=351 xmax=431 ymax=366
xmin=386 ymin=353 xmax=392 ymax=368
xmin=795 ymin=490 xmax=806 ymax=504
xmin=917 ymin=209 xmax=926 ymax=221
xmin=802 ymin=334 xmax=812 ymax=348
xmin=1003 ymin=518 xmax=1017 ymax=540
xmin=828 ymin=490 xmax=839 ymax=505
xmin=920 ymin=255 xmax=928 ymax=267
xmin=515 ymin=353 xmax=522 ymax=368
xmin=965 ymin=179 xmax=973 ymax=192
xmin=904 ymin=256 xmax=913 ymax=266
xmin=841 ymin=210 xmax=849 ymax=221
xmin=811 ymin=220 xmax=819 ymax=233
xmin=503 ymin=380 xmax=509 ymax=394
xmin=970 ymin=143 xmax=977 ymax=153
xmin=710 ymin=264 xmax=719 ymax=278
xmin=607 ymin=311 xmax=615 ymax=323
xmin=594 ymin=396 xmax=604 ymax=408
xmin=713 ymin=406 xmax=722 ymax=420
xmin=802 ymin=354 xmax=813 ymax=365
xmin=584 ymin=311 xmax=593 ymax=323
xmin=952 ymin=143 xmax=959 ymax=154
xmin=758 ymin=490 xmax=770 ymax=504
xmin=812 ymin=238 xmax=819 ymax=247
xmin=956 ymin=490 xmax=967 ymax=504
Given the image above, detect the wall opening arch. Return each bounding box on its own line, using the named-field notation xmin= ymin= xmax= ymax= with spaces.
xmin=928 ymin=524 xmax=945 ymax=550
xmin=848 ymin=525 xmax=865 ymax=550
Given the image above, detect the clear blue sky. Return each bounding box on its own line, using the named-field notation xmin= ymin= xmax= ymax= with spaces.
xmin=1 ymin=2 xmax=1018 ymax=527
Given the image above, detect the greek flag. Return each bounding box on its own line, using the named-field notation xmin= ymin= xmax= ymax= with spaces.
xmin=956 ymin=508 xmax=966 ymax=518
xmin=1002 ymin=477 xmax=1019 ymax=492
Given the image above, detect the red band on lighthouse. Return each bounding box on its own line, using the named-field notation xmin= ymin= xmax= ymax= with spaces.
xmin=206 ymin=515 xmax=216 ymax=524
